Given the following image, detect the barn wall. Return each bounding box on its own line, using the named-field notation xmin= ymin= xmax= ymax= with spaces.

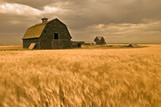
xmin=95 ymin=40 xmax=106 ymax=45
xmin=23 ymin=38 xmax=40 ymax=49
xmin=52 ymin=40 xmax=72 ymax=49
xmin=40 ymin=19 xmax=72 ymax=49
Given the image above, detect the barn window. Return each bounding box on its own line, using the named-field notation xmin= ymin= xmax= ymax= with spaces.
xmin=54 ymin=33 xmax=58 ymax=39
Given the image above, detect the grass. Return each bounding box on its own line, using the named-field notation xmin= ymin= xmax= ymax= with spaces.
xmin=0 ymin=44 xmax=146 ymax=51
xmin=81 ymin=44 xmax=147 ymax=49
xmin=0 ymin=45 xmax=25 ymax=51
xmin=0 ymin=44 xmax=161 ymax=106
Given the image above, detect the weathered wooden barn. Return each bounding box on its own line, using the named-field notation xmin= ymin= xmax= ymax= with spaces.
xmin=94 ymin=36 xmax=106 ymax=45
xmin=22 ymin=18 xmax=72 ymax=49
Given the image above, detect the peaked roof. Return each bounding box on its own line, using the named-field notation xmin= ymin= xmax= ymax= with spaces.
xmin=22 ymin=18 xmax=61 ymax=39
xmin=94 ymin=36 xmax=105 ymax=41
xmin=97 ymin=36 xmax=103 ymax=40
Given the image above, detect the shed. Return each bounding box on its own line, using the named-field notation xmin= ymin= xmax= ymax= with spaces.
xmin=128 ymin=44 xmax=138 ymax=48
xmin=72 ymin=41 xmax=84 ymax=48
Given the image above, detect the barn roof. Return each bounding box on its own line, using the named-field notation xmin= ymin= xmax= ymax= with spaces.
xmin=22 ymin=18 xmax=60 ymax=39
xmin=94 ymin=36 xmax=105 ymax=41
xmin=96 ymin=36 xmax=103 ymax=40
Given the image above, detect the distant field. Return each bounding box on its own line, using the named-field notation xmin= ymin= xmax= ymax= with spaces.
xmin=0 ymin=44 xmax=161 ymax=106
xmin=0 ymin=44 xmax=146 ymax=51
xmin=81 ymin=44 xmax=147 ymax=49
xmin=0 ymin=45 xmax=23 ymax=51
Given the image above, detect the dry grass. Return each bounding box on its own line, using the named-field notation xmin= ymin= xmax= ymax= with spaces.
xmin=0 ymin=44 xmax=161 ymax=107
xmin=0 ymin=45 xmax=23 ymax=51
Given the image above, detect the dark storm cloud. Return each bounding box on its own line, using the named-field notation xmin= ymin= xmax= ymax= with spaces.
xmin=36 ymin=0 xmax=161 ymax=29
xmin=0 ymin=0 xmax=161 ymax=44
xmin=2 ymin=0 xmax=161 ymax=26
xmin=72 ymin=0 xmax=161 ymax=27
xmin=3 ymin=0 xmax=56 ymax=9
xmin=3 ymin=0 xmax=88 ymax=9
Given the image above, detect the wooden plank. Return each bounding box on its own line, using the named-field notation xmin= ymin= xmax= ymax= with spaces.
xmin=29 ymin=43 xmax=36 ymax=49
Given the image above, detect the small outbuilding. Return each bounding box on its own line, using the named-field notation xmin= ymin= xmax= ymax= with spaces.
xmin=22 ymin=17 xmax=73 ymax=49
xmin=128 ymin=44 xmax=138 ymax=48
xmin=72 ymin=41 xmax=84 ymax=48
xmin=94 ymin=36 xmax=106 ymax=45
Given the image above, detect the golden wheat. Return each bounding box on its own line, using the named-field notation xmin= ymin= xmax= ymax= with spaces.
xmin=0 ymin=44 xmax=161 ymax=107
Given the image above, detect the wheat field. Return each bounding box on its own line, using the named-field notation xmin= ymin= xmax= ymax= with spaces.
xmin=0 ymin=44 xmax=161 ymax=107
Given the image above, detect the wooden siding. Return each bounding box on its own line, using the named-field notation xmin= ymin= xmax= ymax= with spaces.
xmin=23 ymin=38 xmax=40 ymax=49
xmin=39 ymin=19 xmax=72 ymax=49
xmin=52 ymin=40 xmax=72 ymax=49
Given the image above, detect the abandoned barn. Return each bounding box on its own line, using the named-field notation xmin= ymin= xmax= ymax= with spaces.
xmin=94 ymin=36 xmax=106 ymax=45
xmin=22 ymin=18 xmax=79 ymax=49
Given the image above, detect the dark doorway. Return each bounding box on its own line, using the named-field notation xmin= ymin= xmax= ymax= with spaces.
xmin=54 ymin=33 xmax=58 ymax=39
xmin=78 ymin=43 xmax=81 ymax=48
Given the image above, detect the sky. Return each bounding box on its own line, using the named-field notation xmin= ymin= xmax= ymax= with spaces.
xmin=0 ymin=0 xmax=161 ymax=44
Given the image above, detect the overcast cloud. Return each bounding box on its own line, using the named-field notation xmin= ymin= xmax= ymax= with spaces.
xmin=0 ymin=0 xmax=161 ymax=44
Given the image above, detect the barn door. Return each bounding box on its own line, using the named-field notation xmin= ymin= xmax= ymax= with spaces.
xmin=29 ymin=43 xmax=36 ymax=49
